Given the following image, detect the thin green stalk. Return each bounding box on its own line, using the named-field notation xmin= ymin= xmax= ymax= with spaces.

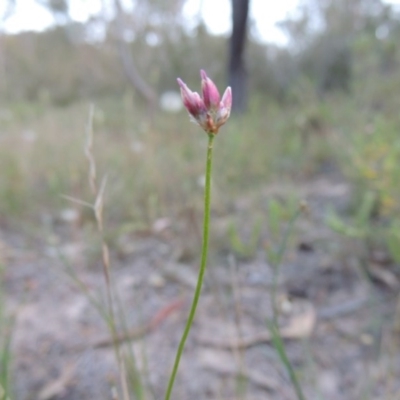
xmin=267 ymin=320 xmax=306 ymax=400
xmin=165 ymin=133 xmax=215 ymax=400
xmin=271 ymin=208 xmax=302 ymax=324
xmin=267 ymin=205 xmax=306 ymax=400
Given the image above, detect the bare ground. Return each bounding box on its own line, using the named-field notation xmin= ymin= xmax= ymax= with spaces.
xmin=2 ymin=177 xmax=400 ymax=400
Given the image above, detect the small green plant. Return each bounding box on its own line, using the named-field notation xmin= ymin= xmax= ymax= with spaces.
xmin=228 ymin=219 xmax=262 ymax=259
xmin=265 ymin=200 xmax=306 ymax=400
xmin=165 ymin=70 xmax=232 ymax=400
xmin=0 ymin=266 xmax=13 ymax=400
xmin=336 ymin=117 xmax=400 ymax=263
xmin=348 ymin=119 xmax=400 ymax=217
xmin=327 ymin=190 xmax=377 ymax=239
xmin=387 ymin=222 xmax=400 ymax=264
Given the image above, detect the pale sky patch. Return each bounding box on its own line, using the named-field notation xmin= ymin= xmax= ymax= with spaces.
xmin=1 ymin=0 xmax=400 ymax=45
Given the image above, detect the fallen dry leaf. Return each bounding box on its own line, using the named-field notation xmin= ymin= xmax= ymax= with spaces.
xmin=368 ymin=263 xmax=399 ymax=289
xmin=280 ymin=302 xmax=316 ymax=339
xmin=199 ymin=350 xmax=278 ymax=391
xmin=38 ymin=363 xmax=76 ymax=400
xmin=197 ymin=301 xmax=316 ymax=349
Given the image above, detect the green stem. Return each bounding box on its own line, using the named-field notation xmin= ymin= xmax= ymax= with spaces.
xmin=267 ymin=205 xmax=305 ymax=400
xmin=165 ymin=134 xmax=215 ymax=400
xmin=267 ymin=320 xmax=306 ymax=400
xmin=271 ymin=208 xmax=302 ymax=325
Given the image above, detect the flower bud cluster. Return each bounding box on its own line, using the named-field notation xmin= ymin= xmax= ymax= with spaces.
xmin=177 ymin=70 xmax=232 ymax=134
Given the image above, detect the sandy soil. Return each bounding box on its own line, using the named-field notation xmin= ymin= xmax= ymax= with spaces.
xmin=2 ymin=177 xmax=400 ymax=400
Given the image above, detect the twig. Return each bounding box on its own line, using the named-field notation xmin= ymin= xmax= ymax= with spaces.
xmin=93 ymin=298 xmax=184 ymax=348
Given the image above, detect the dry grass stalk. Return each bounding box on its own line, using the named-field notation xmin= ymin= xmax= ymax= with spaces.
xmin=85 ymin=104 xmax=97 ymax=194
xmin=83 ymin=105 xmax=129 ymax=395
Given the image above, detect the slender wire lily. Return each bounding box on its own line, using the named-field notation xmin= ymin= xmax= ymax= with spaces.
xmin=164 ymin=70 xmax=232 ymax=400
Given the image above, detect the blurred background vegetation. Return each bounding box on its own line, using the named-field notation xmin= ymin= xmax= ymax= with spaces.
xmin=0 ymin=0 xmax=398 ymax=105
xmin=2 ymin=1 xmax=400 ymax=398
xmin=0 ymin=0 xmax=400 ymax=258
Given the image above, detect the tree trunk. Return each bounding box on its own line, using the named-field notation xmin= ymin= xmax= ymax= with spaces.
xmin=113 ymin=0 xmax=157 ymax=109
xmin=228 ymin=0 xmax=249 ymax=113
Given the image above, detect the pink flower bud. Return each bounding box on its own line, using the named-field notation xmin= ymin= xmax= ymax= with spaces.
xmin=201 ymin=70 xmax=220 ymax=110
xmin=216 ymin=87 xmax=232 ymax=126
xmin=177 ymin=78 xmax=206 ymax=118
xmin=177 ymin=70 xmax=232 ymax=134
xmin=221 ymin=87 xmax=232 ymax=112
